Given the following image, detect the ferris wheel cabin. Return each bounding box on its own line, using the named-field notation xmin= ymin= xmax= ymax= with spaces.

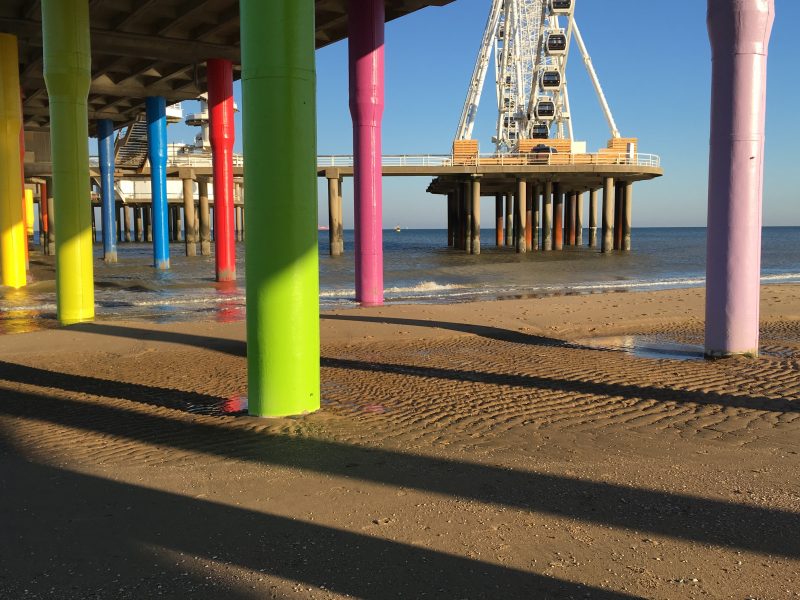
xmin=531 ymin=123 xmax=550 ymax=138
xmin=535 ymin=98 xmax=556 ymax=120
xmin=550 ymin=0 xmax=573 ymax=15
xmin=546 ymin=31 xmax=567 ymax=55
xmin=541 ymin=70 xmax=562 ymax=89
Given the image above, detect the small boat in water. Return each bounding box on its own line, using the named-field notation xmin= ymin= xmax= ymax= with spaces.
xmin=394 ymin=225 xmax=401 ymax=232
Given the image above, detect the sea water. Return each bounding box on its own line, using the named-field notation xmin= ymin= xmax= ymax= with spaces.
xmin=2 ymin=227 xmax=799 ymax=333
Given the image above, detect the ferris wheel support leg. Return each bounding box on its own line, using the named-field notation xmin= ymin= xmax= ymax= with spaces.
xmin=705 ymin=0 xmax=774 ymax=358
xmin=349 ymin=0 xmax=385 ymax=305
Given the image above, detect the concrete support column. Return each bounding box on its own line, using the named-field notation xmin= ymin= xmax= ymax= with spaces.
xmin=704 ymin=0 xmax=774 ymax=356
xmin=97 ymin=119 xmax=117 ymax=262
xmin=553 ymin=183 xmax=563 ymax=251
xmin=42 ymin=3 xmax=95 ymax=322
xmin=208 ymin=58 xmax=237 ymax=282
xmin=327 ymin=176 xmax=344 ymax=256
xmin=622 ymin=182 xmax=632 ymax=251
xmin=464 ymin=182 xmax=472 ymax=254
xmin=241 ymin=0 xmax=320 ymax=416
xmin=454 ymin=187 xmax=463 ymax=250
xmin=588 ymin=188 xmax=598 ymax=248
xmin=0 ymin=34 xmax=27 ymax=289
xmin=525 ymin=182 xmax=533 ymax=252
xmin=125 ymin=205 xmax=133 ymax=242
xmin=144 ymin=204 xmax=152 ymax=243
xmin=183 ymin=178 xmax=197 ymax=256
xmin=566 ymin=192 xmax=576 ymax=246
xmin=198 ymin=178 xmax=211 ymax=255
xmin=515 ymin=179 xmax=526 ymax=253
xmin=471 ymin=177 xmax=481 ymax=255
xmin=495 ymin=194 xmax=503 ymax=246
xmin=542 ymin=181 xmax=553 ymax=251
xmin=39 ymin=179 xmax=50 ymax=254
xmin=146 ymin=96 xmax=170 ymax=270
xmin=349 ymin=0 xmax=385 ymax=305
xmin=137 ymin=206 xmax=145 ymax=241
xmin=446 ymin=193 xmax=454 ymax=247
xmin=576 ymin=192 xmax=584 ymax=246
xmin=168 ymin=206 xmax=175 ymax=241
xmin=614 ymin=183 xmax=623 ymax=250
xmin=504 ymin=193 xmax=513 ymax=246
xmin=601 ymin=177 xmax=614 ymax=253
xmin=116 ymin=205 xmax=122 ymax=242
xmin=46 ymin=192 xmax=55 ymax=256
xmin=532 ymin=184 xmax=540 ymax=251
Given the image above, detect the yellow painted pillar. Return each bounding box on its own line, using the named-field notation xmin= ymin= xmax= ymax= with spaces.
xmin=0 ymin=34 xmax=27 ymax=288
xmin=42 ymin=0 xmax=94 ymax=323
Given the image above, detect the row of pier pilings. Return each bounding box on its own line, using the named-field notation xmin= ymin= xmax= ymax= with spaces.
xmin=446 ymin=177 xmax=632 ymax=254
xmin=32 ymin=176 xmax=245 ymax=259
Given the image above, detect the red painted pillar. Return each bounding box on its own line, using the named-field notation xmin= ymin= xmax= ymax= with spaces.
xmin=349 ymin=0 xmax=385 ymax=305
xmin=207 ymin=58 xmax=236 ymax=282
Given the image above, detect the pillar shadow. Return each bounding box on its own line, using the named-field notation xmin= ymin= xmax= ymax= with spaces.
xmin=69 ymin=322 xmax=246 ymax=357
xmin=0 ymin=383 xmax=796 ymax=558
xmin=322 ymin=313 xmax=568 ymax=346
xmin=0 ymin=458 xmax=640 ymax=599
xmin=321 ymin=356 xmax=799 ymax=414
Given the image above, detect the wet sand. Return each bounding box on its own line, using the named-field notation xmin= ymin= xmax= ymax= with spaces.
xmin=1 ymin=285 xmax=799 ymax=599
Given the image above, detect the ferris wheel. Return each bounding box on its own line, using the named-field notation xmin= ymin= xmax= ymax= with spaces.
xmin=455 ymin=0 xmax=620 ymax=153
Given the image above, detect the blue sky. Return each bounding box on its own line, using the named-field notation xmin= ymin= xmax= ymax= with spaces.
xmin=166 ymin=0 xmax=800 ymax=228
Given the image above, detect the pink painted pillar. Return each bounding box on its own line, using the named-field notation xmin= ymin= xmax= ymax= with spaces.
xmin=207 ymin=58 xmax=236 ymax=282
xmin=349 ymin=0 xmax=385 ymax=305
xmin=705 ymin=0 xmax=774 ymax=357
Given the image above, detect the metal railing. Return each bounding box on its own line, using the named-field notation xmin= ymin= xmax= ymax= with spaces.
xmin=91 ymin=151 xmax=660 ymax=170
xmin=317 ymin=152 xmax=661 ymax=168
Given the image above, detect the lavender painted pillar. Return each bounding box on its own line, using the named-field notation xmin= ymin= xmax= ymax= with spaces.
xmin=705 ymin=0 xmax=774 ymax=358
xmin=349 ymin=0 xmax=384 ymax=305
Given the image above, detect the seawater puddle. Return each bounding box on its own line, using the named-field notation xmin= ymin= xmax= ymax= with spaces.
xmin=573 ymin=335 xmax=705 ymax=361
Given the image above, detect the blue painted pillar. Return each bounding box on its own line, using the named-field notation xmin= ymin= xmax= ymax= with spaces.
xmin=97 ymin=119 xmax=117 ymax=263
xmin=146 ymin=96 xmax=169 ymax=270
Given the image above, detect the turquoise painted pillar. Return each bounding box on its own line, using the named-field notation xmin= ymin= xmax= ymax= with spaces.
xmin=97 ymin=119 xmax=117 ymax=263
xmin=42 ymin=0 xmax=94 ymax=324
xmin=240 ymin=0 xmax=320 ymax=416
xmin=146 ymin=96 xmax=169 ymax=270
xmin=349 ymin=0 xmax=385 ymax=306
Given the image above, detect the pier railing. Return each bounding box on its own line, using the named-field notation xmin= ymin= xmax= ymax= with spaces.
xmin=92 ymin=151 xmax=661 ymax=171
xmin=317 ymin=152 xmax=662 ymax=168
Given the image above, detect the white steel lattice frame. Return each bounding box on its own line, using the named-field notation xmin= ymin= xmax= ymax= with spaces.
xmin=455 ymin=0 xmax=619 ymax=151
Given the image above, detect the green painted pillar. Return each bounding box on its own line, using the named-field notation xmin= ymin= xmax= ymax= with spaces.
xmin=240 ymin=0 xmax=320 ymax=416
xmin=42 ymin=0 xmax=94 ymax=324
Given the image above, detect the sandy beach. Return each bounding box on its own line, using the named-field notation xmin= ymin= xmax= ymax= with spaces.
xmin=1 ymin=284 xmax=799 ymax=598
